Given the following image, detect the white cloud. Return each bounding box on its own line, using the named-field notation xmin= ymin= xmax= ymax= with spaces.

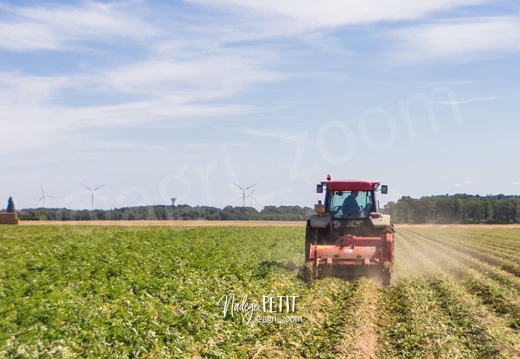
xmin=182 ymin=1 xmax=520 ymax=67
xmin=0 ymin=71 xmax=76 ymax=154
xmin=0 ymin=1 xmax=156 ymax=51
xmin=392 ymin=17 xmax=520 ymax=62
xmin=0 ymin=67 xmax=260 ymax=154
xmin=187 ymin=0 xmax=487 ymax=29
xmin=0 ymin=22 xmax=60 ymax=51
xmin=0 ymin=1 xmax=288 ymax=155
xmin=103 ymin=48 xmax=283 ymax=100
xmin=1 ymin=0 xmax=515 ymax=159
xmin=0 ymin=94 xmax=255 ymax=155
xmin=0 ymin=70 xmax=76 ymax=103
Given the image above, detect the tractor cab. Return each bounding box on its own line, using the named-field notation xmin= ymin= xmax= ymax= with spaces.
xmin=315 ymin=176 xmax=388 ymax=220
xmin=327 ymin=189 xmax=374 ymax=219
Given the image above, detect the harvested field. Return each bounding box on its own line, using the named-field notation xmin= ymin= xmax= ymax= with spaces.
xmin=1 ymin=225 xmax=519 ymax=357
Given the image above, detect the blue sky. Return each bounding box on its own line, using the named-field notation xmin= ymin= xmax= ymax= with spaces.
xmin=1 ymin=0 xmax=519 ymax=210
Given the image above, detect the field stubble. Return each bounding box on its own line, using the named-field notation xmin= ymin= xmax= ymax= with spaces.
xmin=0 ymin=224 xmax=519 ymax=358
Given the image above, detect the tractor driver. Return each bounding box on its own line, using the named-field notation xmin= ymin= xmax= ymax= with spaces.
xmin=342 ymin=190 xmax=360 ymax=217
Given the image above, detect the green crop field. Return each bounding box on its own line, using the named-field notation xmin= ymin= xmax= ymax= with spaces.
xmin=1 ymin=224 xmax=520 ymax=358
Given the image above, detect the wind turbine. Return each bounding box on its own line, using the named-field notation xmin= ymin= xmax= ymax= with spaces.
xmin=37 ymin=184 xmax=55 ymax=208
xmin=81 ymin=183 xmax=105 ymax=210
xmin=233 ymin=182 xmax=257 ymax=207
xmin=246 ymin=185 xmax=259 ymax=206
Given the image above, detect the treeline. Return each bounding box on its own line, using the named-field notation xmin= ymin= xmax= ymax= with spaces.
xmin=384 ymin=194 xmax=520 ymax=224
xmin=17 ymin=205 xmax=314 ymax=222
xmin=17 ymin=194 xmax=520 ymax=224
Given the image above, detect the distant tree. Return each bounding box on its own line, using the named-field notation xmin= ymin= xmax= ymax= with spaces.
xmin=7 ymin=197 xmax=15 ymax=212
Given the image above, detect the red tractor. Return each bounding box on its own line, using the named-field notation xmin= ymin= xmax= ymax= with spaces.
xmin=304 ymin=175 xmax=395 ymax=285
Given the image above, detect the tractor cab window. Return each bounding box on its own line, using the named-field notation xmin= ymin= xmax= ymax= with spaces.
xmin=328 ymin=190 xmax=373 ymax=218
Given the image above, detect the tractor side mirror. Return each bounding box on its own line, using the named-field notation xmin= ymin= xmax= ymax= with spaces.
xmin=381 ymin=185 xmax=388 ymax=194
xmin=316 ymin=184 xmax=323 ymax=193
